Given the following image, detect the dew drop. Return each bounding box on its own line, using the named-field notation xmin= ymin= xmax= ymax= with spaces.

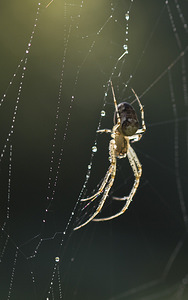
xmin=55 ymin=257 xmax=60 ymax=262
xmin=101 ymin=110 xmax=106 ymax=117
xmin=92 ymin=146 xmax=97 ymax=153
xmin=125 ymin=13 xmax=129 ymax=21
xmin=123 ymin=44 xmax=128 ymax=50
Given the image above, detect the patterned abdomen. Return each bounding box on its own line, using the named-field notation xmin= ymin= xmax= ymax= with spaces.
xmin=114 ymin=102 xmax=139 ymax=136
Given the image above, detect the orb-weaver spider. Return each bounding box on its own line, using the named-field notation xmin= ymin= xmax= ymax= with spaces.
xmin=74 ymin=81 xmax=146 ymax=230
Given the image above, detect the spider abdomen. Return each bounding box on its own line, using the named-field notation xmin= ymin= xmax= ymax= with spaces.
xmin=114 ymin=102 xmax=139 ymax=136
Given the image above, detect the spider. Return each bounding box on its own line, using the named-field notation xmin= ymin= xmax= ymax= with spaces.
xmin=74 ymin=81 xmax=146 ymax=230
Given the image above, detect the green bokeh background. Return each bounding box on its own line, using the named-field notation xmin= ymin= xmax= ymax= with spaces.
xmin=0 ymin=0 xmax=188 ymax=299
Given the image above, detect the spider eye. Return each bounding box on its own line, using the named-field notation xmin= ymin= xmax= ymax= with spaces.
xmin=114 ymin=102 xmax=139 ymax=136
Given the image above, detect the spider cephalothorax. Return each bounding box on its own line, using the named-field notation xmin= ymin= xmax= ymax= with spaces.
xmin=74 ymin=81 xmax=146 ymax=230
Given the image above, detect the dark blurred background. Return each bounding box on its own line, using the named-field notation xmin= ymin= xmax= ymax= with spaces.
xmin=0 ymin=0 xmax=188 ymax=299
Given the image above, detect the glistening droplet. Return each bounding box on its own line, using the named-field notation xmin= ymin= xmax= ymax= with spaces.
xmin=92 ymin=146 xmax=97 ymax=153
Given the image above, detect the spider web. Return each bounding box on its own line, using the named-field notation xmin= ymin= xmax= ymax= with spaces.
xmin=0 ymin=0 xmax=188 ymax=299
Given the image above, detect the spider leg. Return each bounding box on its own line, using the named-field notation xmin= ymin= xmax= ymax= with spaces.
xmin=93 ymin=145 xmax=141 ymax=221
xmin=97 ymin=129 xmax=112 ymax=134
xmin=128 ymin=90 xmax=146 ymax=143
xmin=81 ymin=165 xmax=113 ymax=202
xmin=74 ymin=140 xmax=116 ymax=230
xmin=46 ymin=0 xmax=54 ymax=8
xmin=131 ymin=88 xmax=146 ymax=134
xmin=112 ymin=196 xmax=128 ymax=201
xmin=98 ymin=82 xmax=120 ymax=137
xmin=112 ymin=146 xmax=141 ymax=201
xmin=129 ymin=133 xmax=143 ymax=143
xmin=110 ymin=81 xmax=121 ymax=126
xmin=74 ymin=171 xmax=115 ymax=230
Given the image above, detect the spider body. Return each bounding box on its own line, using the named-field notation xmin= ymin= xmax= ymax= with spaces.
xmin=74 ymin=81 xmax=146 ymax=230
